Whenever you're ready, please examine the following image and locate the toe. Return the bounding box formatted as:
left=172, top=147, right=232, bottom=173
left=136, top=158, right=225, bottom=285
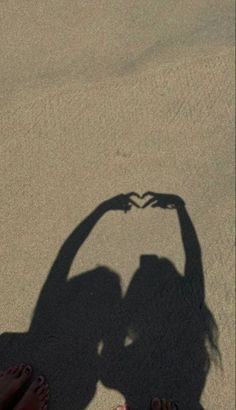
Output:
left=37, top=384, right=48, bottom=398
left=19, top=365, right=32, bottom=383
left=166, top=401, right=172, bottom=410
left=161, top=399, right=167, bottom=409
left=40, top=391, right=49, bottom=403
left=23, top=376, right=44, bottom=398
left=15, top=364, right=26, bottom=377
left=30, top=376, right=45, bottom=393
left=12, top=366, right=19, bottom=375
left=151, top=398, right=162, bottom=409
left=6, top=367, right=14, bottom=374
left=12, top=377, right=47, bottom=410
left=40, top=384, right=49, bottom=399
left=36, top=386, right=44, bottom=396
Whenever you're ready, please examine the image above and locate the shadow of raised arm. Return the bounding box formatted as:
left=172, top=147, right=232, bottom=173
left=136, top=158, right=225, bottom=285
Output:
left=176, top=203, right=205, bottom=302
left=46, top=192, right=140, bottom=285
left=48, top=202, right=108, bottom=284
left=142, top=192, right=205, bottom=302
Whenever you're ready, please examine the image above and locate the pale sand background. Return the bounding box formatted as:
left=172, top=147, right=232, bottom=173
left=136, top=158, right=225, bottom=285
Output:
left=0, top=1, right=235, bottom=409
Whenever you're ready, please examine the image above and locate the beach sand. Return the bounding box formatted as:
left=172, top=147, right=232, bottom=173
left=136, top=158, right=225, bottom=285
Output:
left=0, top=1, right=235, bottom=409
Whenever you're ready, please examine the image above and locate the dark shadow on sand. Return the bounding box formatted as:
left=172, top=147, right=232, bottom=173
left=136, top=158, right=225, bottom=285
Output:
left=0, top=194, right=220, bottom=410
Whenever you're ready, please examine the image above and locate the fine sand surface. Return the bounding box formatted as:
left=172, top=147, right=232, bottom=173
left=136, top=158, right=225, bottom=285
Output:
left=0, top=2, right=235, bottom=409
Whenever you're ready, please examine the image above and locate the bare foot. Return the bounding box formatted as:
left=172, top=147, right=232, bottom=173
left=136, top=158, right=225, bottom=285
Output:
left=114, top=406, right=131, bottom=410
left=0, top=364, right=32, bottom=409
left=13, top=376, right=49, bottom=410
left=151, top=397, right=178, bottom=410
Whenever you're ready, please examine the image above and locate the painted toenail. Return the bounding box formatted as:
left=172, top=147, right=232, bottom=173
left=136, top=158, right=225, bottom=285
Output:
left=25, top=366, right=32, bottom=374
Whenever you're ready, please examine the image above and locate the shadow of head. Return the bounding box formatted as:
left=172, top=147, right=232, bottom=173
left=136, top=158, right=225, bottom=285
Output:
left=140, top=254, right=179, bottom=277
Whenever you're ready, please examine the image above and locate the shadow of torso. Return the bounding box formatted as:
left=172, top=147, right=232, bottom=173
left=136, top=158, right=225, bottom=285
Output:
left=100, top=256, right=217, bottom=410
left=0, top=267, right=122, bottom=410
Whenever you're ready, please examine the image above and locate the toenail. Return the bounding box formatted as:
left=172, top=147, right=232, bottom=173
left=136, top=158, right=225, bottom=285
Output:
left=25, top=366, right=32, bottom=374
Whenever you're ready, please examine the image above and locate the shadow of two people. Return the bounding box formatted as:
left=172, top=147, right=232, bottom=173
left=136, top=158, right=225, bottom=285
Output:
left=0, top=193, right=220, bottom=410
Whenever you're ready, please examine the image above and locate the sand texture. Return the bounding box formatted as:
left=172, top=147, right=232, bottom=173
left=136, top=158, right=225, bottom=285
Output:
left=0, top=2, right=235, bottom=409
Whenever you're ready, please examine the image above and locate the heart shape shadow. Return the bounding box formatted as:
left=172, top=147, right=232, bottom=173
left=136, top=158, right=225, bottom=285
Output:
left=129, top=193, right=155, bottom=208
